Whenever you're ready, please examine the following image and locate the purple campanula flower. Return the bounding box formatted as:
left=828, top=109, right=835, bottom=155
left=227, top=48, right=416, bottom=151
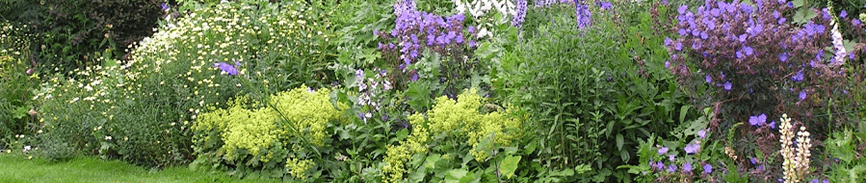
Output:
left=679, top=29, right=688, bottom=36
left=698, top=129, right=706, bottom=138
left=684, top=143, right=700, bottom=154
left=840, top=10, right=847, bottom=18
left=724, top=81, right=732, bottom=90
left=655, top=161, right=665, bottom=169
left=750, top=157, right=758, bottom=164
left=823, top=179, right=830, bottom=183
left=812, top=179, right=819, bottom=183
left=664, top=38, right=672, bottom=46
left=597, top=1, right=612, bottom=10
left=799, top=91, right=807, bottom=100
left=214, top=62, right=239, bottom=75
left=683, top=162, right=693, bottom=172
left=744, top=46, right=754, bottom=56
left=411, top=73, right=418, bottom=81
left=668, top=164, right=677, bottom=172
left=704, top=164, right=713, bottom=174
left=658, top=147, right=669, bottom=155
left=678, top=5, right=688, bottom=14
left=161, top=3, right=169, bottom=11
left=675, top=42, right=683, bottom=51
left=669, top=154, right=675, bottom=162
left=706, top=75, right=712, bottom=84
left=665, top=61, right=671, bottom=68
left=853, top=19, right=861, bottom=26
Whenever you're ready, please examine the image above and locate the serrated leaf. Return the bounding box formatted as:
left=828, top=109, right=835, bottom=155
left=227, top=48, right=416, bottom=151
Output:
left=499, top=155, right=521, bottom=179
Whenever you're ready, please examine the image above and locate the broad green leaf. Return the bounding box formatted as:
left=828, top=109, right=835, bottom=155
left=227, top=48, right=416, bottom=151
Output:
left=616, top=134, right=624, bottom=151
left=499, top=155, right=521, bottom=179
left=793, top=0, right=804, bottom=8
left=444, top=169, right=468, bottom=183
left=396, top=129, right=409, bottom=141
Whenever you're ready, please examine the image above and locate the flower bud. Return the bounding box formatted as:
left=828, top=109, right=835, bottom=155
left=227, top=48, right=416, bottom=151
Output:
left=28, top=109, right=37, bottom=116
left=26, top=68, right=33, bottom=75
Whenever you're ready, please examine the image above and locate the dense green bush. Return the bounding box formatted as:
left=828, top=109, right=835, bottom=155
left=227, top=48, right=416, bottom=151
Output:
left=485, top=2, right=697, bottom=181
left=0, top=0, right=163, bottom=73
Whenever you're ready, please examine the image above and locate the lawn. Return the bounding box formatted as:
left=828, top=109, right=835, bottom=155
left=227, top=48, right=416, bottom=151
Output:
left=0, top=154, right=277, bottom=183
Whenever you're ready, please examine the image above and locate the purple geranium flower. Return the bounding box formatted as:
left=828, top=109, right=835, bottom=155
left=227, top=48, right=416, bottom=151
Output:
left=792, top=70, right=804, bottom=82
left=744, top=46, right=754, bottom=55
left=779, top=52, right=789, bottom=62
left=749, top=114, right=767, bottom=126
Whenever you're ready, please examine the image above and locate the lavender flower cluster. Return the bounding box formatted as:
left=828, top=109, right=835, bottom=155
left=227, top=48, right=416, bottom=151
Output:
left=354, top=68, right=393, bottom=124
left=512, top=0, right=528, bottom=27
left=375, top=0, right=479, bottom=86
left=573, top=0, right=591, bottom=29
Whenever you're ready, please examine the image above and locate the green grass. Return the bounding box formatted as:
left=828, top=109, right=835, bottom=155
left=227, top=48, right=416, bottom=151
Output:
left=0, top=154, right=281, bottom=183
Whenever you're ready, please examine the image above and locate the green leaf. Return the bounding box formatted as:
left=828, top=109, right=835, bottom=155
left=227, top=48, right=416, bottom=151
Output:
left=616, top=134, right=624, bottom=151
left=458, top=171, right=478, bottom=183
left=444, top=169, right=468, bottom=183
left=792, top=0, right=804, bottom=8
left=679, top=105, right=690, bottom=123
left=396, top=129, right=409, bottom=141
left=499, top=155, right=521, bottom=179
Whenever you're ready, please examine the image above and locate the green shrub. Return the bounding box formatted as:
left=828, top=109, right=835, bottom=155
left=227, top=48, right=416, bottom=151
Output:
left=191, top=86, right=349, bottom=180
left=486, top=3, right=696, bottom=181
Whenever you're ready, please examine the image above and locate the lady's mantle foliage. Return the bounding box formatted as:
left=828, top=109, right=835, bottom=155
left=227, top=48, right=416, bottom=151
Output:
left=193, top=86, right=348, bottom=179
left=381, top=88, right=524, bottom=182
